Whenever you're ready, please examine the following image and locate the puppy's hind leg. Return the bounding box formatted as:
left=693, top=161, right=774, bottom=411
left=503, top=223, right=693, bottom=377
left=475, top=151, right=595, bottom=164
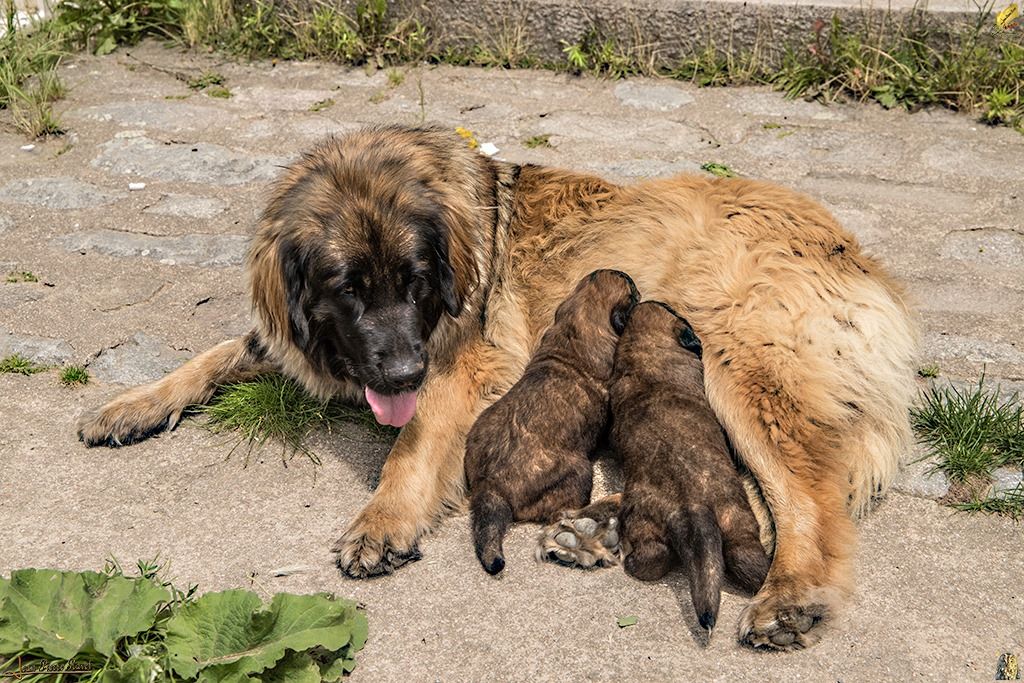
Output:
left=471, top=488, right=514, bottom=575
left=78, top=331, right=275, bottom=447
left=669, top=507, right=724, bottom=633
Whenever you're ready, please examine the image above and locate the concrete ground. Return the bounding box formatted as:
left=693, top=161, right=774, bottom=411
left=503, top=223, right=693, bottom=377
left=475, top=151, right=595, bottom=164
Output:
left=1, top=42, right=1023, bottom=681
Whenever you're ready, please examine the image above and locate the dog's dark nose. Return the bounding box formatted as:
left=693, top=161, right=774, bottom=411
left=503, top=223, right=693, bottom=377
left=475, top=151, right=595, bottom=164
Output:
left=381, top=357, right=426, bottom=389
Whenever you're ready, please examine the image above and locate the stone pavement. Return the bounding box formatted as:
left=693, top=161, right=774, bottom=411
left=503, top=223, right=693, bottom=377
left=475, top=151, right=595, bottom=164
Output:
left=1, top=42, right=1022, bottom=680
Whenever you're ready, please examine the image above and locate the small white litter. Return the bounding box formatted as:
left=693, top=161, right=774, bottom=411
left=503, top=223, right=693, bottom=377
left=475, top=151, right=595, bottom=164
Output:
left=270, top=565, right=315, bottom=577
left=128, top=182, right=147, bottom=191
left=20, top=144, right=35, bottom=152
left=479, top=142, right=499, bottom=157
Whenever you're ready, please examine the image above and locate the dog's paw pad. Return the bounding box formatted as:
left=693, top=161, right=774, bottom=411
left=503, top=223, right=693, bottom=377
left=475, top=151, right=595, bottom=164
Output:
left=536, top=513, right=621, bottom=569
left=739, top=599, right=828, bottom=651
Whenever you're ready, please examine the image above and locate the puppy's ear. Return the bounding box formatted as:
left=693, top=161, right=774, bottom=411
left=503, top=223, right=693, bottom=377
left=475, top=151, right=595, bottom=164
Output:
left=677, top=321, right=703, bottom=358
left=611, top=299, right=634, bottom=335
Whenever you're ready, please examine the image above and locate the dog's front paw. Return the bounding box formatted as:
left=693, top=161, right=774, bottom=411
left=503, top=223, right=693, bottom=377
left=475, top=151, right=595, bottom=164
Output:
left=77, top=390, right=181, bottom=447
left=536, top=513, right=621, bottom=569
left=332, top=510, right=422, bottom=578
left=738, top=591, right=832, bottom=651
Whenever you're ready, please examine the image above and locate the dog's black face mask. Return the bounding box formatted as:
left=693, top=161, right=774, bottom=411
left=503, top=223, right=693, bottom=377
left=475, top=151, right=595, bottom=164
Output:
left=277, top=217, right=463, bottom=427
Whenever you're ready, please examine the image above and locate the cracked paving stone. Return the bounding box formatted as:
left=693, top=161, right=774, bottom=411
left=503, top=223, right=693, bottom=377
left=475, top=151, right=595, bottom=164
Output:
left=72, top=101, right=236, bottom=133
left=586, top=158, right=702, bottom=180
left=53, top=229, right=249, bottom=267
left=827, top=206, right=888, bottom=247
left=0, top=178, right=124, bottom=209
left=88, top=332, right=192, bottom=385
left=143, top=193, right=229, bottom=219
left=91, top=133, right=290, bottom=186
left=992, top=467, right=1024, bottom=495
left=0, top=286, right=46, bottom=309
left=940, top=228, right=1024, bottom=270
left=614, top=82, right=695, bottom=111
left=0, top=325, right=73, bottom=365
left=893, top=454, right=950, bottom=500
left=921, top=333, right=1024, bottom=368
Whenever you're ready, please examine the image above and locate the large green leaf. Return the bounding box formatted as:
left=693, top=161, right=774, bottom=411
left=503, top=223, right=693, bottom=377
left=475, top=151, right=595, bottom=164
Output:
left=101, top=654, right=164, bottom=683
left=0, top=569, right=168, bottom=659
left=260, top=651, right=321, bottom=683
left=165, top=590, right=365, bottom=680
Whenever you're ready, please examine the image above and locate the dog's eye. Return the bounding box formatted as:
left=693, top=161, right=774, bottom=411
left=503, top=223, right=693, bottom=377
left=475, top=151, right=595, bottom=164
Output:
left=339, top=283, right=356, bottom=298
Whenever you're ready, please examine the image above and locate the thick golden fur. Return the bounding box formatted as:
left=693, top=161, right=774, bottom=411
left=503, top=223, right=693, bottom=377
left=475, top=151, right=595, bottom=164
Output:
left=78, top=125, right=917, bottom=649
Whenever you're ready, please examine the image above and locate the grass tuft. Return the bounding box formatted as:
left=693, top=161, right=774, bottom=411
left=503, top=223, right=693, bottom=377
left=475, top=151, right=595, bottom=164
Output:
left=204, top=84, right=231, bottom=98
left=0, top=8, right=67, bottom=138
left=701, top=162, right=738, bottom=178
left=201, top=374, right=397, bottom=463
left=187, top=70, right=225, bottom=89
left=59, top=364, right=90, bottom=386
left=523, top=133, right=551, bottom=149
left=912, top=376, right=1024, bottom=518
left=953, top=483, right=1024, bottom=520
left=0, top=353, right=48, bottom=375
left=912, top=376, right=1024, bottom=483
left=309, top=96, right=334, bottom=112
left=6, top=270, right=39, bottom=283
left=917, top=364, right=941, bottom=378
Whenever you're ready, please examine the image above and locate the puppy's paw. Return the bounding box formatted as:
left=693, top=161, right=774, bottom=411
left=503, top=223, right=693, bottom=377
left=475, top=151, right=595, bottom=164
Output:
left=333, top=509, right=422, bottom=579
left=738, top=593, right=832, bottom=651
left=536, top=513, right=621, bottom=569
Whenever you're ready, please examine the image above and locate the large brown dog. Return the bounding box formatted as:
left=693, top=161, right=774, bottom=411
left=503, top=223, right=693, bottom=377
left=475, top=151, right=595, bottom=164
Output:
left=611, top=300, right=770, bottom=636
left=77, top=125, right=917, bottom=649
left=465, top=269, right=637, bottom=575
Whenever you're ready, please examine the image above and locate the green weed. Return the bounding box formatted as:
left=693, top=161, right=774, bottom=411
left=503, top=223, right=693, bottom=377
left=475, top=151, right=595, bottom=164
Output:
left=0, top=558, right=366, bottom=681
left=917, top=364, right=941, bottom=378
left=6, top=270, right=38, bottom=283
left=701, top=162, right=738, bottom=178
left=387, top=68, right=404, bottom=86
left=561, top=29, right=639, bottom=79
left=0, top=353, right=47, bottom=375
left=59, top=364, right=90, bottom=386
left=186, top=70, right=224, bottom=89
left=523, top=133, right=551, bottom=148
left=204, top=84, right=231, bottom=98
left=309, top=96, right=334, bottom=111
left=51, top=0, right=186, bottom=55
left=201, top=374, right=397, bottom=464
left=0, top=10, right=66, bottom=138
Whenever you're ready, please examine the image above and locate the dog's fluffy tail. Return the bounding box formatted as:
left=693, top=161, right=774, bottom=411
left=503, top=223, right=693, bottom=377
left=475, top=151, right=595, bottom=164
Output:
left=669, top=507, right=724, bottom=633
left=472, top=488, right=514, bottom=575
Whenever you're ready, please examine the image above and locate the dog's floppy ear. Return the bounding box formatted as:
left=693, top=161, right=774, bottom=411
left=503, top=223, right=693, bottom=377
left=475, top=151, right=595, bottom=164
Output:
left=430, top=233, right=464, bottom=318
left=276, top=238, right=314, bottom=350
left=677, top=320, right=703, bottom=358
left=435, top=192, right=481, bottom=318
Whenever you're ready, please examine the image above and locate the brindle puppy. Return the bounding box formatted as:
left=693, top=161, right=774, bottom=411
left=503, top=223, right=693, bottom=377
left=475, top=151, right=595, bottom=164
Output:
left=464, top=269, right=638, bottom=575
left=612, top=301, right=771, bottom=633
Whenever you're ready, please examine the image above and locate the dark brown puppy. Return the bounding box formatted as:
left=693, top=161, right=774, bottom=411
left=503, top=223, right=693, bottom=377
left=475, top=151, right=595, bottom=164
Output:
left=465, top=269, right=639, bottom=574
left=612, top=301, right=770, bottom=632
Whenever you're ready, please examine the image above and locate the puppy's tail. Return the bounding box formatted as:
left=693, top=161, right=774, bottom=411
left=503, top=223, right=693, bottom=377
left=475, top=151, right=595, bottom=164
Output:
left=471, top=488, right=514, bottom=575
left=668, top=507, right=724, bottom=633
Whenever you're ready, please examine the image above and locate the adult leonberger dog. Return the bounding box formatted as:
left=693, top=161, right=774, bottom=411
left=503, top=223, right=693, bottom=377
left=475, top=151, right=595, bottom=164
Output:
left=78, top=125, right=917, bottom=650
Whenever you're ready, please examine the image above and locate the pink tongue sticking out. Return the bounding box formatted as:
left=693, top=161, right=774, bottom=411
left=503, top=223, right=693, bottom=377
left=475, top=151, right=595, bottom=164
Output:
left=364, top=387, right=418, bottom=427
